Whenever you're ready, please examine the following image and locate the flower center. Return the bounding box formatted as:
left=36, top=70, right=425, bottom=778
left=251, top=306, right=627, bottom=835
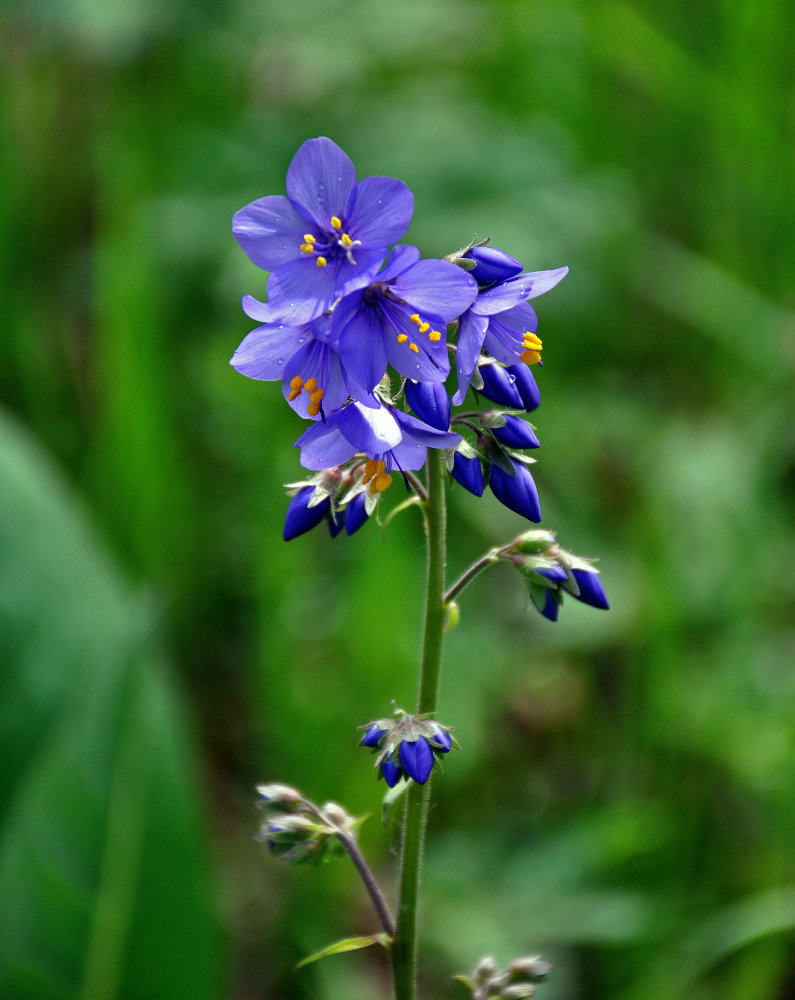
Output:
left=394, top=311, right=443, bottom=355
left=520, top=331, right=542, bottom=365
left=362, top=459, right=392, bottom=494
left=288, top=375, right=325, bottom=416
left=298, top=217, right=362, bottom=268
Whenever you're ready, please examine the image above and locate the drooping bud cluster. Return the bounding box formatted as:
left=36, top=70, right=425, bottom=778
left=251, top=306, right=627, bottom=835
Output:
left=500, top=530, right=609, bottom=621
left=254, top=783, right=360, bottom=866
left=358, top=710, right=458, bottom=786
left=457, top=954, right=552, bottom=1000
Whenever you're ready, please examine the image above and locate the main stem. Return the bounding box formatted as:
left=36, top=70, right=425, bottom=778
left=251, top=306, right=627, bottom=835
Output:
left=392, top=448, right=447, bottom=1000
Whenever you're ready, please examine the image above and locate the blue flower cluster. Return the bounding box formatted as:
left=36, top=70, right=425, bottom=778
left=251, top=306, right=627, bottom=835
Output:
left=232, top=138, right=572, bottom=537
left=359, top=713, right=456, bottom=786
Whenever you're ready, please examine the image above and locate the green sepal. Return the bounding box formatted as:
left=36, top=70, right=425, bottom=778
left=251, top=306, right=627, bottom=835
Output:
left=443, top=600, right=461, bottom=633
left=381, top=776, right=410, bottom=825
left=295, top=933, right=392, bottom=970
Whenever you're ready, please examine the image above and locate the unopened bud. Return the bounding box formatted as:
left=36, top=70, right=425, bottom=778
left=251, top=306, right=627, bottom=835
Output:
left=507, top=956, right=552, bottom=983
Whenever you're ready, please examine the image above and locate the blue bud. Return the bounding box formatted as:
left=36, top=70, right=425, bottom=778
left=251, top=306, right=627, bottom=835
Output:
left=570, top=568, right=610, bottom=609
left=536, top=565, right=567, bottom=582
left=493, top=415, right=540, bottom=449
left=344, top=492, right=369, bottom=535
left=464, top=245, right=523, bottom=286
left=506, top=364, right=541, bottom=412
left=399, top=737, right=435, bottom=784
left=451, top=451, right=485, bottom=496
left=538, top=588, right=560, bottom=622
left=283, top=487, right=331, bottom=541
left=381, top=759, right=403, bottom=788
left=327, top=510, right=345, bottom=538
left=430, top=724, right=452, bottom=753
left=405, top=380, right=451, bottom=431
left=360, top=724, right=388, bottom=748
left=490, top=461, right=542, bottom=522
left=478, top=364, right=524, bottom=408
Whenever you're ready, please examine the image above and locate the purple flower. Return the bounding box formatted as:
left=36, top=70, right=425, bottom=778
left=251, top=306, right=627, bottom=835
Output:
left=464, top=245, right=523, bottom=286
left=283, top=486, right=331, bottom=541
left=233, top=137, right=414, bottom=325
left=293, top=396, right=461, bottom=488
left=477, top=362, right=524, bottom=408
left=231, top=305, right=347, bottom=419
left=360, top=724, right=389, bottom=748
left=380, top=759, right=403, bottom=788
left=453, top=253, right=568, bottom=404
left=332, top=245, right=477, bottom=400
left=344, top=492, right=370, bottom=535
left=490, top=460, right=542, bottom=522
left=507, top=363, right=541, bottom=412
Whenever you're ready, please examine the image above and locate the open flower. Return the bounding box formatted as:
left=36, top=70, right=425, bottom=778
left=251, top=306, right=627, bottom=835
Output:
left=230, top=305, right=347, bottom=418
left=332, top=245, right=477, bottom=401
left=233, top=137, right=414, bottom=325
left=293, top=395, right=461, bottom=489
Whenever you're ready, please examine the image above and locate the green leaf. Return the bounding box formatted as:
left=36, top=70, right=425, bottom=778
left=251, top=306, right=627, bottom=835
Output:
left=295, top=934, right=392, bottom=970
left=0, top=410, right=219, bottom=1000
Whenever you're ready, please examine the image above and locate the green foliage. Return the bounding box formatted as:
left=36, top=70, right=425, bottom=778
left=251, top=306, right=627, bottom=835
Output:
left=0, top=0, right=793, bottom=998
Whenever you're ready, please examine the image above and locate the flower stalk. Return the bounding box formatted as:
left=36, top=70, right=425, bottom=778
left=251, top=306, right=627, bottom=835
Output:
left=392, top=447, right=448, bottom=1000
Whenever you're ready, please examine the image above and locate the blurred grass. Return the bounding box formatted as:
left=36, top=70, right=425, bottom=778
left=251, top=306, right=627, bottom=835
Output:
left=0, top=0, right=794, bottom=998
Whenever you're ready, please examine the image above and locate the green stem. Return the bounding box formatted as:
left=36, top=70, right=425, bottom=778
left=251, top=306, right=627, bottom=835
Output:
left=392, top=448, right=447, bottom=1000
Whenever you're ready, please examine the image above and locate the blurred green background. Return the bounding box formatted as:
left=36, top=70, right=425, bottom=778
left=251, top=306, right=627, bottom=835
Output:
left=1, top=0, right=794, bottom=998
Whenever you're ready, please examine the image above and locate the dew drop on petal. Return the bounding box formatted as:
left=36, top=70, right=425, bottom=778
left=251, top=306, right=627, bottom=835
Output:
left=277, top=358, right=284, bottom=365
left=298, top=337, right=306, bottom=344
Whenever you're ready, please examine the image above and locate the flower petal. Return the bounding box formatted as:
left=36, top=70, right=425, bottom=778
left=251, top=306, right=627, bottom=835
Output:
left=338, top=400, right=403, bottom=454
left=230, top=323, right=307, bottom=381
left=472, top=266, right=569, bottom=315
left=293, top=420, right=357, bottom=470
left=335, top=298, right=389, bottom=401
left=394, top=411, right=461, bottom=450
left=233, top=195, right=309, bottom=270
left=344, top=493, right=370, bottom=535
left=348, top=175, right=414, bottom=247
left=390, top=259, right=477, bottom=321
left=285, top=137, right=357, bottom=229
left=378, top=244, right=421, bottom=281
left=282, top=341, right=347, bottom=417
left=382, top=303, right=450, bottom=384
left=490, top=461, right=542, bottom=522
left=242, top=294, right=280, bottom=323
left=452, top=310, right=488, bottom=404
left=283, top=487, right=330, bottom=541
left=483, top=302, right=538, bottom=364
left=569, top=569, right=610, bottom=609
left=265, top=257, right=341, bottom=324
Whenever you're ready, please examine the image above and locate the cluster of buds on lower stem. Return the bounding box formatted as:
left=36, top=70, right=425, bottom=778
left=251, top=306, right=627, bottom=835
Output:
left=359, top=709, right=459, bottom=786
left=255, top=783, right=361, bottom=866
left=499, top=529, right=609, bottom=622
left=457, top=954, right=552, bottom=1000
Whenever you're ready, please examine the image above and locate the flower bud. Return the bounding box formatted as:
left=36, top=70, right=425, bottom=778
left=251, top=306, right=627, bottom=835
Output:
left=399, top=736, right=435, bottom=784
left=492, top=415, right=540, bottom=449
left=535, top=565, right=567, bottom=582
left=327, top=511, right=345, bottom=538
left=405, top=379, right=452, bottom=431
left=490, top=462, right=542, bottom=522
left=380, top=758, right=403, bottom=787
left=430, top=723, right=452, bottom=752
left=507, top=956, right=552, bottom=983
left=452, top=451, right=485, bottom=496
left=344, top=492, right=370, bottom=535
left=537, top=587, right=560, bottom=622
left=506, top=364, right=541, bottom=412
left=478, top=363, right=524, bottom=408
left=501, top=985, right=535, bottom=999
left=360, top=723, right=389, bottom=748
left=464, top=245, right=523, bottom=286
left=256, top=783, right=302, bottom=805
left=283, top=486, right=331, bottom=541
left=568, top=567, right=610, bottom=609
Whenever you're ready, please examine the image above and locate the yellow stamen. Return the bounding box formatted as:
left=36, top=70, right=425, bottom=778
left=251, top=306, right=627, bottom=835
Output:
left=303, top=234, right=316, bottom=243
left=289, top=376, right=304, bottom=389
left=303, top=377, right=317, bottom=392
left=330, top=216, right=342, bottom=229
left=409, top=343, right=419, bottom=353
left=307, top=401, right=321, bottom=416
left=396, top=333, right=408, bottom=344
left=429, top=330, right=442, bottom=342
left=371, top=471, right=393, bottom=494
left=362, top=459, right=383, bottom=485
left=410, top=314, right=421, bottom=324
left=418, top=322, right=430, bottom=333
left=340, top=233, right=354, bottom=247
left=309, top=387, right=324, bottom=403
left=288, top=387, right=302, bottom=401
left=521, top=349, right=542, bottom=365
left=316, top=256, right=327, bottom=267
left=523, top=332, right=542, bottom=350
left=299, top=242, right=315, bottom=254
